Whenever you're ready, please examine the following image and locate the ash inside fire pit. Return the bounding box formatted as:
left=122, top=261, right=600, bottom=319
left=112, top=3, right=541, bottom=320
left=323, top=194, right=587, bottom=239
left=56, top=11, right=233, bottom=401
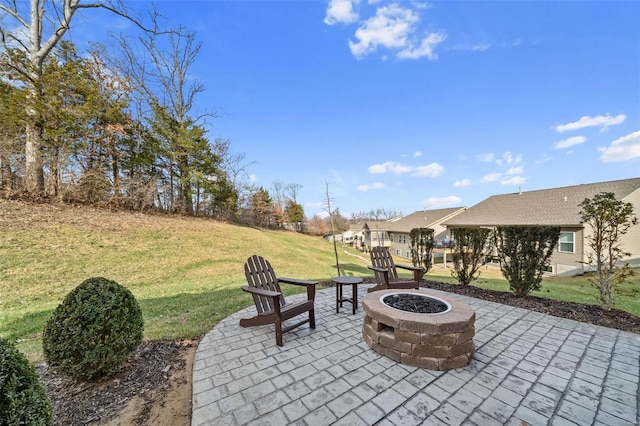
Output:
left=383, top=293, right=450, bottom=314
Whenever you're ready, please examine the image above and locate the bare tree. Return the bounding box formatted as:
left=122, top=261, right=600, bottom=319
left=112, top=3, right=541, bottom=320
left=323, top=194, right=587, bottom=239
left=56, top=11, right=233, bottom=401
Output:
left=213, top=138, right=254, bottom=220
left=286, top=183, right=302, bottom=203
left=271, top=180, right=287, bottom=228
left=0, top=0, right=156, bottom=195
left=366, top=208, right=399, bottom=248
left=324, top=181, right=341, bottom=276
left=111, top=26, right=220, bottom=215
left=350, top=211, right=367, bottom=223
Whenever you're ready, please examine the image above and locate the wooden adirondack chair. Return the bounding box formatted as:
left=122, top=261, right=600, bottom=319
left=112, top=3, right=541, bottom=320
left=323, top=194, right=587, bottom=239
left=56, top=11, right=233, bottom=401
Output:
left=240, top=255, right=317, bottom=346
left=367, top=246, right=423, bottom=293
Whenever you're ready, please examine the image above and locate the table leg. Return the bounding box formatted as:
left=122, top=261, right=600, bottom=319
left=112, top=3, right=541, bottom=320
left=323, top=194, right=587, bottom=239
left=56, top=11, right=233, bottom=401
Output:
left=352, top=283, right=357, bottom=315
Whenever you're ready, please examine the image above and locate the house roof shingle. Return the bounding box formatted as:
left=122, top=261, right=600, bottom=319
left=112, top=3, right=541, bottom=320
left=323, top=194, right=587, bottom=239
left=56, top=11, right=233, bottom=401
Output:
left=386, top=207, right=466, bottom=232
left=443, top=178, right=640, bottom=227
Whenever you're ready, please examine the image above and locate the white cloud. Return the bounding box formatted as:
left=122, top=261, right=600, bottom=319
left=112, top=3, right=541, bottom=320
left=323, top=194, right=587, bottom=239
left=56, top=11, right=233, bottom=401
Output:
left=453, top=178, right=471, bottom=188
left=348, top=3, right=445, bottom=60
left=477, top=153, right=494, bottom=162
left=450, top=42, right=491, bottom=52
left=534, top=156, right=552, bottom=164
left=501, top=176, right=526, bottom=185
left=368, top=161, right=413, bottom=174
left=413, top=151, right=422, bottom=157
left=505, top=166, right=523, bottom=175
left=397, top=31, right=447, bottom=60
left=481, top=173, right=502, bottom=183
left=555, top=114, right=627, bottom=133
left=249, top=174, right=257, bottom=183
left=598, top=130, right=640, bottom=162
left=368, top=161, right=443, bottom=177
left=411, top=162, right=444, bottom=177
left=356, top=182, right=386, bottom=191
left=420, top=196, right=462, bottom=209
left=349, top=4, right=417, bottom=57
left=470, top=43, right=491, bottom=51
left=500, top=152, right=522, bottom=165
left=555, top=136, right=587, bottom=149
left=324, top=0, right=360, bottom=25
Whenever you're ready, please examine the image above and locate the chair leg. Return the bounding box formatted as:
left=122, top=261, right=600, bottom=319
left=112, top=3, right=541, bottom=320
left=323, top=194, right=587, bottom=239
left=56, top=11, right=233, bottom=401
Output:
left=309, top=309, right=316, bottom=329
left=275, top=318, right=283, bottom=347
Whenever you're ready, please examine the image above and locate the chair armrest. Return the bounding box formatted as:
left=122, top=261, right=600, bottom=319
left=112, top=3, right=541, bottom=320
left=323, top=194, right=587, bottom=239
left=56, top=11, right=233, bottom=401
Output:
left=396, top=264, right=423, bottom=272
left=278, top=278, right=316, bottom=301
left=241, top=285, right=281, bottom=298
left=278, top=278, right=317, bottom=287
left=368, top=265, right=389, bottom=273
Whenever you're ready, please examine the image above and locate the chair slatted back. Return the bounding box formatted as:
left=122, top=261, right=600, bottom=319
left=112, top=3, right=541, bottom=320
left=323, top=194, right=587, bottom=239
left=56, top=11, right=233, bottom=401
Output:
left=370, top=247, right=399, bottom=283
left=244, top=255, right=287, bottom=314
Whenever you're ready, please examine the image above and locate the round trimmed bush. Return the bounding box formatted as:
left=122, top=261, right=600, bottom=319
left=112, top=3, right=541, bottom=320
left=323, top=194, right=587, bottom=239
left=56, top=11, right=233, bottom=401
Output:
left=42, top=277, right=144, bottom=380
left=0, top=337, right=53, bottom=426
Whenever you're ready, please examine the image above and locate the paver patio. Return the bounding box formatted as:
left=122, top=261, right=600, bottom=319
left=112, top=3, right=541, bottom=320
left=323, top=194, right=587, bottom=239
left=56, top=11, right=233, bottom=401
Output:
left=192, top=284, right=640, bottom=425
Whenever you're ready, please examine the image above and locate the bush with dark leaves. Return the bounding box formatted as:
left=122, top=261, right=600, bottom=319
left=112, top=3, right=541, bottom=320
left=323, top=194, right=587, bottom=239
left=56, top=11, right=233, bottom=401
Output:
left=0, top=337, right=53, bottom=425
left=43, top=277, right=144, bottom=380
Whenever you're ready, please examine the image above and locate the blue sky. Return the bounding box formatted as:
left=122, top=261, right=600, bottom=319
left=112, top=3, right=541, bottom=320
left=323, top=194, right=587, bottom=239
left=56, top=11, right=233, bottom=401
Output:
left=75, top=1, right=639, bottom=218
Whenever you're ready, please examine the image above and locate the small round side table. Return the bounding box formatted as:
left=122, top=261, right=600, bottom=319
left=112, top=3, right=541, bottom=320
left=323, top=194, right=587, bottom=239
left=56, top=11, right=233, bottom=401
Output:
left=333, top=276, right=364, bottom=315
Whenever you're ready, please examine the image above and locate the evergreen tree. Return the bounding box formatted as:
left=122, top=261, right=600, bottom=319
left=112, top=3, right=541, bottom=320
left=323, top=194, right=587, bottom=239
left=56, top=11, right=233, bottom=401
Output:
left=450, top=227, right=492, bottom=286
left=496, top=226, right=560, bottom=297
left=409, top=228, right=434, bottom=275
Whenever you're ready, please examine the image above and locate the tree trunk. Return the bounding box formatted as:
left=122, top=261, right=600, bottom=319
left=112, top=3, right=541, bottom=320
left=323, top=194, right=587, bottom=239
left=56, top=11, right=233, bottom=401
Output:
left=25, top=119, right=45, bottom=194
left=0, top=155, right=13, bottom=192
left=50, top=146, right=60, bottom=197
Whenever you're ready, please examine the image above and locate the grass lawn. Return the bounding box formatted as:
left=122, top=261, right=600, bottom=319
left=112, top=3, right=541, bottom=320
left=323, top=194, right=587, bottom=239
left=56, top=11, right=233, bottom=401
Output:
left=1, top=200, right=638, bottom=362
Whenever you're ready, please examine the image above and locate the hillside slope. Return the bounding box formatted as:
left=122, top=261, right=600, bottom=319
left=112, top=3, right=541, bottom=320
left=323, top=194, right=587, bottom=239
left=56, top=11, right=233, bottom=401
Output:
left=0, top=199, right=362, bottom=360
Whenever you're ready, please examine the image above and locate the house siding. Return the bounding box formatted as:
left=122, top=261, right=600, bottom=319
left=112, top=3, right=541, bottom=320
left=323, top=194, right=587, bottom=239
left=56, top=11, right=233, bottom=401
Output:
left=620, top=188, right=640, bottom=266
left=553, top=227, right=585, bottom=276
left=443, top=178, right=640, bottom=277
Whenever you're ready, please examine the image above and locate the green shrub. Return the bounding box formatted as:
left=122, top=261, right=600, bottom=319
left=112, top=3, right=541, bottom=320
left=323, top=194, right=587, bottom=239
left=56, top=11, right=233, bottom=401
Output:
left=450, top=227, right=492, bottom=286
left=496, top=226, right=560, bottom=297
left=0, top=337, right=53, bottom=426
left=42, top=277, right=144, bottom=380
left=409, top=227, right=435, bottom=275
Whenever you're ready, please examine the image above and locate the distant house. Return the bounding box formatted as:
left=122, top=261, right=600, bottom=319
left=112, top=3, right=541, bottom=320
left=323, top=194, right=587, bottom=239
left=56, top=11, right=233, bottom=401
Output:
left=359, top=208, right=466, bottom=265
left=362, top=220, right=392, bottom=251
left=443, top=178, right=640, bottom=276
left=342, top=223, right=366, bottom=250
left=385, top=208, right=466, bottom=261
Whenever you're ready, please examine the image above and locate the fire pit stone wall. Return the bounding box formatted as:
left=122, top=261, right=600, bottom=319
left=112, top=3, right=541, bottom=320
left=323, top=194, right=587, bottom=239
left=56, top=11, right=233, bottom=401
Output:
left=362, top=289, right=475, bottom=370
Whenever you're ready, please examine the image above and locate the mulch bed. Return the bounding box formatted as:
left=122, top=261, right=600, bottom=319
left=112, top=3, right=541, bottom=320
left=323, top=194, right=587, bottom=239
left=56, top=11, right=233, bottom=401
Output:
left=39, top=340, right=192, bottom=426
left=423, top=280, right=640, bottom=334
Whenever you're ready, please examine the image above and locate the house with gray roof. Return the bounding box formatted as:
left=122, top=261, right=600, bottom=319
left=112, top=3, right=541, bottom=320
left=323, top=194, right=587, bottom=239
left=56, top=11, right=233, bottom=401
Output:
left=443, top=177, right=640, bottom=276
left=342, top=223, right=366, bottom=250
left=385, top=208, right=466, bottom=260
left=361, top=220, right=392, bottom=251
left=359, top=208, right=466, bottom=264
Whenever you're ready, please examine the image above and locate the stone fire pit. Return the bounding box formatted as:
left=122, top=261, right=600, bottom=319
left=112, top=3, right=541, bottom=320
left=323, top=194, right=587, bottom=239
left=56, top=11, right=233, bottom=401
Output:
left=362, top=289, right=475, bottom=370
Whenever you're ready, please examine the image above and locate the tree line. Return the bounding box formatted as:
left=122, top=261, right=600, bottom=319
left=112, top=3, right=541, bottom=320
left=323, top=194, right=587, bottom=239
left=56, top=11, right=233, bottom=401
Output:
left=0, top=1, right=310, bottom=228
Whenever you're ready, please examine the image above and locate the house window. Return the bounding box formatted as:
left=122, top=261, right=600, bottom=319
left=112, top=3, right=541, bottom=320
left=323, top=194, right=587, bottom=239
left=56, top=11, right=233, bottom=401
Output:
left=558, top=232, right=575, bottom=253
left=389, top=233, right=394, bottom=242
left=399, top=235, right=407, bottom=244
left=396, top=249, right=401, bottom=256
